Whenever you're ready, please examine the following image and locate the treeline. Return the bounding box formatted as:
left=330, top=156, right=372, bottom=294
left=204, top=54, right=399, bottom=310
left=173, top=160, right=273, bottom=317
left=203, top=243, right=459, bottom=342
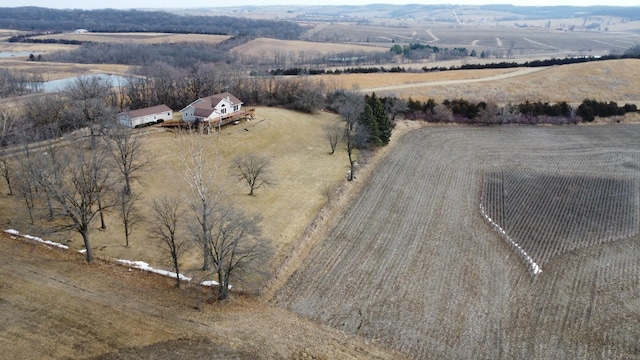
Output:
left=269, top=66, right=407, bottom=76
left=577, top=99, right=638, bottom=122
left=0, top=7, right=305, bottom=39
left=391, top=43, right=469, bottom=61
left=269, top=52, right=640, bottom=77
left=43, top=42, right=233, bottom=68
left=40, top=42, right=396, bottom=70
left=403, top=97, right=638, bottom=124
left=7, top=61, right=639, bottom=143
left=0, top=68, right=43, bottom=98
left=8, top=32, right=83, bottom=45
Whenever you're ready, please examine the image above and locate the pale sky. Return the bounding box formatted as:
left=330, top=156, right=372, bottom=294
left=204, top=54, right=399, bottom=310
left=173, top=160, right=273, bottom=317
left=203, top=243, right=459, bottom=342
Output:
left=1, top=0, right=638, bottom=9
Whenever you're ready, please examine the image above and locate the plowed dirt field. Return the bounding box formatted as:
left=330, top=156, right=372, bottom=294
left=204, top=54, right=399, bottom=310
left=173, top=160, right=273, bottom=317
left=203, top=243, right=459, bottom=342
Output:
left=274, top=124, right=640, bottom=359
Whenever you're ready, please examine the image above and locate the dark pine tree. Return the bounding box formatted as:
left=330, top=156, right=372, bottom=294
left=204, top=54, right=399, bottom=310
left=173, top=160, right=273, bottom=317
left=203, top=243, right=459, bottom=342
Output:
left=361, top=93, right=392, bottom=147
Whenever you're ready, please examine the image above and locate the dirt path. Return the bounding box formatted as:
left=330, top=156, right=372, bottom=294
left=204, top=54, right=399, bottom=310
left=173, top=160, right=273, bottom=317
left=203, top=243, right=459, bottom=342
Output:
left=360, top=66, right=549, bottom=93
left=523, top=37, right=558, bottom=49
left=426, top=29, right=439, bottom=42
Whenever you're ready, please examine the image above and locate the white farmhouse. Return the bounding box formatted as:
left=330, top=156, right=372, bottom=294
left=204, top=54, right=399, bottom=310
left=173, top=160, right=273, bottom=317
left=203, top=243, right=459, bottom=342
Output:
left=117, top=104, right=173, bottom=128
left=180, top=92, right=244, bottom=127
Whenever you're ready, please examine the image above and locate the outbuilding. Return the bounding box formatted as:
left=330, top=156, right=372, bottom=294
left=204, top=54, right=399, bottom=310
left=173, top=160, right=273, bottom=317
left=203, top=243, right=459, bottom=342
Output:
left=117, top=104, right=173, bottom=128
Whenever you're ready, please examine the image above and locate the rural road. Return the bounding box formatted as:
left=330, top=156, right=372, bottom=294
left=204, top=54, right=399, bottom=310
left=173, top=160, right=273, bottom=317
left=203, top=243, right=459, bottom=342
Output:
left=360, top=66, right=549, bottom=93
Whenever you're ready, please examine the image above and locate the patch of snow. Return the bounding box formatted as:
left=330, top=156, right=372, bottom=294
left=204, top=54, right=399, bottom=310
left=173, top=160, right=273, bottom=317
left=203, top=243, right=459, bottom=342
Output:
left=480, top=198, right=542, bottom=275
left=4, top=229, right=69, bottom=249
left=116, top=259, right=228, bottom=287
left=3, top=229, right=229, bottom=287
left=117, top=259, right=192, bottom=281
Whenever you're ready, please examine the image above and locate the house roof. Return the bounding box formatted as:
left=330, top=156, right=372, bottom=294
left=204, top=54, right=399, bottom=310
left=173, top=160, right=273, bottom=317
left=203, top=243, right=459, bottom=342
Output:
left=122, top=104, right=172, bottom=119
left=202, top=92, right=243, bottom=108
left=183, top=92, right=243, bottom=117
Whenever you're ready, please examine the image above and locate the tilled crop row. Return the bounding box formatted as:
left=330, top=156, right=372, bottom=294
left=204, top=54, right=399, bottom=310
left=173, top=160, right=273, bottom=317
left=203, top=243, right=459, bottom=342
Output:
left=275, top=124, right=640, bottom=359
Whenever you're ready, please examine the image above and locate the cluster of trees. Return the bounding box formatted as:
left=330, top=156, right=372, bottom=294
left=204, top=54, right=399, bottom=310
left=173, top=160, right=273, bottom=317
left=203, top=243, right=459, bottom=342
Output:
left=0, top=7, right=305, bottom=39
left=9, top=32, right=82, bottom=45
left=1, top=98, right=272, bottom=300
left=577, top=99, right=638, bottom=122
left=44, top=42, right=231, bottom=69
left=269, top=65, right=407, bottom=76
left=114, top=62, right=328, bottom=114
left=403, top=97, right=638, bottom=124
left=13, top=76, right=119, bottom=140
left=0, top=68, right=43, bottom=98
left=390, top=43, right=469, bottom=61
left=517, top=100, right=572, bottom=118
left=39, top=42, right=398, bottom=71
left=325, top=91, right=401, bottom=180
left=429, top=53, right=640, bottom=73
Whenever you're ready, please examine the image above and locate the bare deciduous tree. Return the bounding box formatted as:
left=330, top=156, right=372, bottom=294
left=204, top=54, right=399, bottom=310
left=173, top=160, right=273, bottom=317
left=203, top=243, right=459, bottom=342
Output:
left=334, top=91, right=365, bottom=181
left=0, top=108, right=16, bottom=146
left=476, top=102, right=501, bottom=125
left=29, top=143, right=116, bottom=262
left=106, top=125, right=151, bottom=195
left=15, top=164, right=37, bottom=225
left=0, top=109, right=18, bottom=196
left=176, top=131, right=226, bottom=271
left=0, top=151, right=13, bottom=195
left=232, top=153, right=273, bottom=196
left=118, top=189, right=143, bottom=247
left=323, top=124, right=343, bottom=155
left=207, top=205, right=271, bottom=300
left=150, top=196, right=188, bottom=288
left=322, top=181, right=340, bottom=203
left=432, top=104, right=454, bottom=122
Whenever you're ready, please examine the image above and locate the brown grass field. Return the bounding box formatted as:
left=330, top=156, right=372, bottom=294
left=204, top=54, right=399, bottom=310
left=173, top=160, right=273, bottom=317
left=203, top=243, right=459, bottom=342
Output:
left=231, top=37, right=389, bottom=57
left=0, top=107, right=349, bottom=282
left=323, top=58, right=640, bottom=105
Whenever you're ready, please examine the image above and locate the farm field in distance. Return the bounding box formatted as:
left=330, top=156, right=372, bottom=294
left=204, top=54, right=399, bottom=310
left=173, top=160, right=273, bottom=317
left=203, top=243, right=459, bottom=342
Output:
left=274, top=124, right=640, bottom=359
left=325, top=59, right=640, bottom=105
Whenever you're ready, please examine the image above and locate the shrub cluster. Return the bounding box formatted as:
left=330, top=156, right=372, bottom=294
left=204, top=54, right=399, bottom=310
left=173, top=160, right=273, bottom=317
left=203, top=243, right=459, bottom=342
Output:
left=577, top=99, right=638, bottom=122
left=403, top=98, right=638, bottom=124
left=269, top=66, right=408, bottom=76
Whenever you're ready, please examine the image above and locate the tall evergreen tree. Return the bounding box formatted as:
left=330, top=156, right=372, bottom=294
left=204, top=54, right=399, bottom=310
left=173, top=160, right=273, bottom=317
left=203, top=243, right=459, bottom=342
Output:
left=358, top=102, right=380, bottom=146
left=357, top=92, right=394, bottom=148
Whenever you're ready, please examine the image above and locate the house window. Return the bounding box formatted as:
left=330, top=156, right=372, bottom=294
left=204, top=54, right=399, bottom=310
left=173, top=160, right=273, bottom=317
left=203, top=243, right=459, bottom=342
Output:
left=221, top=108, right=227, bottom=114
left=233, top=105, right=239, bottom=111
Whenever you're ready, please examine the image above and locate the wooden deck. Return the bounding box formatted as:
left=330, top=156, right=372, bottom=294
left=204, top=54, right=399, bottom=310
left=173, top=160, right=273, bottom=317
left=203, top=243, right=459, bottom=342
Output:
left=155, top=107, right=255, bottom=131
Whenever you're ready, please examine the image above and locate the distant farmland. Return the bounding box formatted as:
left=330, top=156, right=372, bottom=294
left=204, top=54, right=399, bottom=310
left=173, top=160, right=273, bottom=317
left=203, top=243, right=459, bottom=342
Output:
left=274, top=124, right=640, bottom=359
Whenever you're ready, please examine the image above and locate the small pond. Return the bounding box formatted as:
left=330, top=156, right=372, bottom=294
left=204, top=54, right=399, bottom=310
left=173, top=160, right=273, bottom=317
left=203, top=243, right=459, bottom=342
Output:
left=0, top=51, right=44, bottom=58
left=39, top=73, right=130, bottom=92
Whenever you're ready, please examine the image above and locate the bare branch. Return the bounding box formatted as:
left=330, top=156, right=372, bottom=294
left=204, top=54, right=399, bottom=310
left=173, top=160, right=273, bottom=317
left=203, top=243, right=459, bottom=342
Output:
left=232, top=153, right=273, bottom=196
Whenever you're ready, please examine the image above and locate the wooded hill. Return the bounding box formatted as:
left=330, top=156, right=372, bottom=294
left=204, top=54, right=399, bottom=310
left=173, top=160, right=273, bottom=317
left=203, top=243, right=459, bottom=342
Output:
left=0, top=7, right=305, bottom=39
